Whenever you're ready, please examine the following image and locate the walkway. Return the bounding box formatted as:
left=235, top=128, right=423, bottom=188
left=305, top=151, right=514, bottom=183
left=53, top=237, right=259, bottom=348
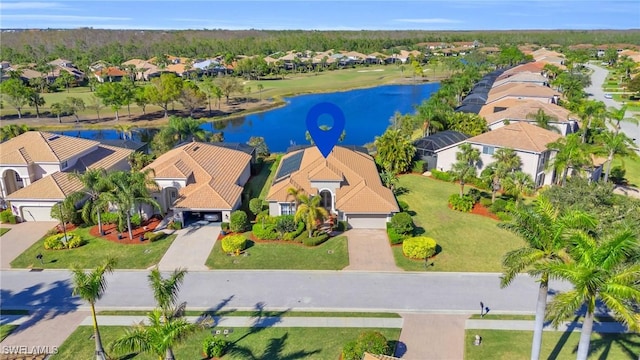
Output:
left=396, top=313, right=467, bottom=360
left=0, top=222, right=58, bottom=269
left=157, top=221, right=219, bottom=271
left=343, top=229, right=401, bottom=271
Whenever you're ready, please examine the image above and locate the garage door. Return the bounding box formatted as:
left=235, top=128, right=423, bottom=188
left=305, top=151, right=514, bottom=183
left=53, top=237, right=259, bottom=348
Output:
left=21, top=206, right=55, bottom=222
left=346, top=214, right=388, bottom=229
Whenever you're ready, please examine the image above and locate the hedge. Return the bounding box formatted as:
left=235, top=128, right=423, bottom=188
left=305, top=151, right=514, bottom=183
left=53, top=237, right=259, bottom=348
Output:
left=389, top=212, right=414, bottom=235
left=0, top=209, right=16, bottom=224
left=221, top=234, right=247, bottom=253
left=430, top=169, right=453, bottom=182
left=386, top=223, right=406, bottom=245
left=342, top=331, right=391, bottom=360
left=144, top=232, right=165, bottom=242
left=252, top=223, right=279, bottom=240
left=302, top=232, right=330, bottom=246
left=43, top=233, right=85, bottom=250
left=229, top=210, right=248, bottom=232
left=448, top=194, right=474, bottom=212
left=397, top=200, right=409, bottom=212
left=283, top=221, right=305, bottom=241
left=403, top=236, right=437, bottom=260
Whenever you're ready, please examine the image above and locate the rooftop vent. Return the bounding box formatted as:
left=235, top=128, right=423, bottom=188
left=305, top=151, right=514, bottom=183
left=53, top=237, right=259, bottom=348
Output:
left=48, top=135, right=60, bottom=141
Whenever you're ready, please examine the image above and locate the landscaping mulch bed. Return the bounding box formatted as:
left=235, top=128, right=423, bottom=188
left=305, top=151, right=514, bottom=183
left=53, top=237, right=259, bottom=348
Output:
left=87, top=217, right=162, bottom=244
left=470, top=203, right=500, bottom=221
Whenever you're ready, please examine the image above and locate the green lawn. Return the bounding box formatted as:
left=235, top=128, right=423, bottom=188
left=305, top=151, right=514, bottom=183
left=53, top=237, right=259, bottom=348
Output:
left=613, top=154, right=640, bottom=187
left=395, top=175, right=524, bottom=272
left=10, top=226, right=176, bottom=269
left=98, top=310, right=401, bottom=318
left=0, top=325, right=18, bottom=342
left=259, top=155, right=282, bottom=199
left=464, top=330, right=640, bottom=360
left=206, top=236, right=349, bottom=270
left=0, top=227, right=10, bottom=237
left=53, top=326, right=401, bottom=360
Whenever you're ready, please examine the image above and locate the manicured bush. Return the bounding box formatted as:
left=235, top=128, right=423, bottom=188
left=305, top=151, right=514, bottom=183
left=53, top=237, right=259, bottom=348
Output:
left=489, top=198, right=509, bottom=214
left=0, top=209, right=16, bottom=224
left=412, top=160, right=426, bottom=173
left=609, top=166, right=627, bottom=184
left=448, top=194, right=474, bottom=212
left=397, top=200, right=409, bottom=212
left=252, top=223, right=279, bottom=240
left=402, top=236, right=437, bottom=259
left=229, top=210, right=248, bottom=232
left=144, top=232, right=165, bottom=242
left=220, top=222, right=230, bottom=231
left=202, top=335, right=229, bottom=358
left=302, top=233, right=329, bottom=246
left=255, top=210, right=274, bottom=226
left=496, top=211, right=512, bottom=222
left=342, top=331, right=391, bottom=360
left=130, top=214, right=142, bottom=227
left=389, top=212, right=414, bottom=235
left=101, top=212, right=119, bottom=224
left=333, top=220, right=348, bottom=232
left=430, top=169, right=453, bottom=182
left=466, top=188, right=487, bottom=204
left=221, top=234, right=247, bottom=253
left=43, top=233, right=84, bottom=250
left=386, top=223, right=406, bottom=245
left=283, top=221, right=305, bottom=241
left=168, top=221, right=182, bottom=230
left=249, top=198, right=263, bottom=216
left=275, top=215, right=297, bottom=234
left=479, top=197, right=493, bottom=207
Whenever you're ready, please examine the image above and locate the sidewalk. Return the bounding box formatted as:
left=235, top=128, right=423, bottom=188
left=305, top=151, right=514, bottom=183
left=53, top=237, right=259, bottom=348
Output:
left=466, top=319, right=630, bottom=333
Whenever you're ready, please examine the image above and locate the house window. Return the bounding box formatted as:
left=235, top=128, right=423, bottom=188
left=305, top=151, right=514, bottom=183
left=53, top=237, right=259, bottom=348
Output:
left=281, top=203, right=296, bottom=215
left=482, top=146, right=495, bottom=155
left=14, top=173, right=22, bottom=182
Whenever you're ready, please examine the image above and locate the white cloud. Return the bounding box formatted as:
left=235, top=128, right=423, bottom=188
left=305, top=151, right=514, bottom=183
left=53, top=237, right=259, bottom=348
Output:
left=2, top=14, right=131, bottom=22
left=393, top=18, right=462, bottom=24
left=0, top=2, right=66, bottom=10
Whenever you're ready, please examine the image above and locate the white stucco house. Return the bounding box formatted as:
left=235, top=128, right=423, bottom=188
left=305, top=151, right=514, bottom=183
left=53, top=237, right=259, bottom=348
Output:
left=142, top=141, right=254, bottom=224
left=480, top=99, right=579, bottom=136
left=2, top=132, right=132, bottom=221
left=434, top=122, right=562, bottom=188
left=266, top=145, right=399, bottom=229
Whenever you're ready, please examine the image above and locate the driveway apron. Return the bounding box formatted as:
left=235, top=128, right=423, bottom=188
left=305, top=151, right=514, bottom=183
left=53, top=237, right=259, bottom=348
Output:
left=157, top=222, right=219, bottom=271
left=0, top=222, right=58, bottom=269
left=343, top=229, right=400, bottom=271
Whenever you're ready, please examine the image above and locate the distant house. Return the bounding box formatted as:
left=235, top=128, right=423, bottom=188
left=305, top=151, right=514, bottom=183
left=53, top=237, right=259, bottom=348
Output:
left=266, top=146, right=399, bottom=229
left=480, top=99, right=578, bottom=135
left=142, top=141, right=254, bottom=224
left=121, top=59, right=159, bottom=81
left=414, top=131, right=470, bottom=171
left=2, top=132, right=132, bottom=221
left=486, top=83, right=561, bottom=105
left=94, top=67, right=127, bottom=82
left=492, top=72, right=549, bottom=88
left=435, top=122, right=562, bottom=187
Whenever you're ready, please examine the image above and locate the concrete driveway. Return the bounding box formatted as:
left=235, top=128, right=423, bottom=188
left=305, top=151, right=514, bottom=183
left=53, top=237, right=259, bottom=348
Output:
left=343, top=229, right=400, bottom=271
left=0, top=221, right=57, bottom=269
left=157, top=221, right=220, bottom=271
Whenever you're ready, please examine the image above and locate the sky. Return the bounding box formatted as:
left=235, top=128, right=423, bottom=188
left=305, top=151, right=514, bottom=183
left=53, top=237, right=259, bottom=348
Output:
left=0, top=0, right=638, bottom=31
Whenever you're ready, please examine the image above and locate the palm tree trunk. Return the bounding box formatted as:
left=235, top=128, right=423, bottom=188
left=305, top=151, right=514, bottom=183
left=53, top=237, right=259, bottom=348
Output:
left=530, top=280, right=548, bottom=360
left=97, top=209, right=103, bottom=235
left=575, top=311, right=594, bottom=360
left=459, top=181, right=465, bottom=197
left=127, top=213, right=133, bottom=240
left=165, top=347, right=175, bottom=360
left=90, top=302, right=108, bottom=360
left=603, top=152, right=614, bottom=183
left=581, top=118, right=592, bottom=144
left=561, top=167, right=569, bottom=187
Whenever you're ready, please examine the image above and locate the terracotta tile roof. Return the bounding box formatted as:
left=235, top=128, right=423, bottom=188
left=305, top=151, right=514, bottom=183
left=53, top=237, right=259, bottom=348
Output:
left=494, top=72, right=548, bottom=86
left=0, top=131, right=98, bottom=165
left=95, top=67, right=127, bottom=77
left=482, top=100, right=574, bottom=125
left=144, top=142, right=252, bottom=210
left=467, top=122, right=561, bottom=153
left=486, top=83, right=560, bottom=104
left=501, top=62, right=546, bottom=76
left=6, top=171, right=83, bottom=200
left=67, top=145, right=133, bottom=172
left=267, top=146, right=398, bottom=214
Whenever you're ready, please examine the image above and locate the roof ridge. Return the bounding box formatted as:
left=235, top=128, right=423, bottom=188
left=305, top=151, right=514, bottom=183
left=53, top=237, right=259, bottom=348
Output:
left=39, top=132, right=61, bottom=161
left=48, top=172, right=67, bottom=197
left=518, top=123, right=545, bottom=152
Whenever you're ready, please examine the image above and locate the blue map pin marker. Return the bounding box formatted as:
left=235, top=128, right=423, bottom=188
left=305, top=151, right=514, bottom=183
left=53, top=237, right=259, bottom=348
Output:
left=305, top=102, right=345, bottom=158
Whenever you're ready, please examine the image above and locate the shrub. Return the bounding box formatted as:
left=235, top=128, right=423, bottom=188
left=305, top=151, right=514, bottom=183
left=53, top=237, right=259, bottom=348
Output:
left=389, top=212, right=414, bottom=235
left=397, top=200, right=409, bottom=212
left=448, top=194, right=474, bottom=212
left=0, top=209, right=16, bottom=224
left=496, top=211, right=512, bottom=221
left=412, top=160, right=426, bottom=173
left=466, top=188, right=487, bottom=204
left=275, top=215, right=297, bottom=234
left=386, top=223, right=407, bottom=245
left=144, top=232, right=165, bottom=242
left=221, top=234, right=247, bottom=253
left=430, top=169, right=452, bottom=182
left=333, top=220, right=348, bottom=232
left=609, top=166, right=627, bottom=184
left=202, top=335, right=229, bottom=358
left=168, top=221, right=182, bottom=230
left=342, top=331, right=391, bottom=360
left=252, top=223, right=279, bottom=240
left=249, top=198, right=263, bottom=216
left=229, top=210, right=248, bottom=232
left=489, top=198, right=509, bottom=214
left=479, top=197, right=493, bottom=207
left=283, top=221, right=305, bottom=241
left=302, top=233, right=329, bottom=246
left=220, top=222, right=230, bottom=231
left=43, top=233, right=84, bottom=250
left=101, top=212, right=119, bottom=224
left=255, top=210, right=274, bottom=227
left=403, top=236, right=437, bottom=259
left=130, top=214, right=142, bottom=227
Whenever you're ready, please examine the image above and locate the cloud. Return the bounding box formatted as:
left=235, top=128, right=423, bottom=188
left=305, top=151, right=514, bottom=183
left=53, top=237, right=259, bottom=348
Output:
left=393, top=18, right=462, bottom=24
left=2, top=14, right=131, bottom=22
left=0, top=2, right=65, bottom=10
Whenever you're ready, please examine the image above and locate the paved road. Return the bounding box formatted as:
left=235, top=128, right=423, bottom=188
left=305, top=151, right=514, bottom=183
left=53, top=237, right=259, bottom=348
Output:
left=585, top=63, right=640, bottom=148
left=0, top=270, right=572, bottom=314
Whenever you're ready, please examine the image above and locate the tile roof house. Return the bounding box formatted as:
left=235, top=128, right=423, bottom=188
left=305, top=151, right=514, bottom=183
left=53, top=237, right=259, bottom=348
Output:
left=122, top=59, right=160, bottom=81
left=94, top=67, right=128, bottom=83
left=486, top=83, right=561, bottom=105
left=434, top=122, right=562, bottom=187
left=492, top=72, right=549, bottom=88
left=266, top=146, right=399, bottom=229
left=480, top=99, right=578, bottom=135
left=2, top=132, right=132, bottom=221
left=142, top=141, right=253, bottom=224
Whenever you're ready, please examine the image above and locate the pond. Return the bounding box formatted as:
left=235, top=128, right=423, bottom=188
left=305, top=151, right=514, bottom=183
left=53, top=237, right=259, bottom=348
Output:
left=58, top=82, right=440, bottom=152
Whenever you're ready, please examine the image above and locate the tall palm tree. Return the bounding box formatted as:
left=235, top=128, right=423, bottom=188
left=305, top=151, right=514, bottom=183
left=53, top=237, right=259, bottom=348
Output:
left=167, top=116, right=206, bottom=143
left=71, top=258, right=116, bottom=360
left=148, top=267, right=187, bottom=319
left=295, top=194, right=329, bottom=237
left=107, top=171, right=159, bottom=239
left=487, top=148, right=521, bottom=203
left=547, top=133, right=589, bottom=186
left=572, top=100, right=605, bottom=143
left=0, top=124, right=30, bottom=142
left=545, top=228, right=640, bottom=360
left=499, top=198, right=595, bottom=360
left=596, top=130, right=635, bottom=183
left=450, top=143, right=481, bottom=196
left=502, top=171, right=535, bottom=205
left=374, top=129, right=416, bottom=174
left=67, top=168, right=111, bottom=236
left=114, top=124, right=137, bottom=141
left=605, top=105, right=639, bottom=135
left=286, top=187, right=303, bottom=208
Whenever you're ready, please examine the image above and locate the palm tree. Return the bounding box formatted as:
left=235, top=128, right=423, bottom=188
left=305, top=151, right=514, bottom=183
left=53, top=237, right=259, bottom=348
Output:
left=128, top=151, right=154, bottom=172
left=111, top=308, right=203, bottom=360
left=526, top=109, right=560, bottom=133
left=148, top=267, right=186, bottom=319
left=0, top=124, right=30, bottom=142
left=605, top=105, right=639, bottom=135
left=167, top=116, right=206, bottom=143
left=547, top=133, right=589, bottom=186
left=295, top=194, right=329, bottom=237
left=450, top=143, right=481, bottom=197
left=114, top=124, right=137, bottom=141
left=545, top=228, right=640, bottom=360
left=572, top=100, right=605, bottom=143
left=71, top=258, right=116, bottom=360
left=597, top=130, right=636, bottom=183
left=107, top=171, right=159, bottom=239
left=374, top=129, right=416, bottom=174
left=286, top=187, right=303, bottom=208
left=67, top=168, right=111, bottom=236
left=499, top=198, right=595, bottom=360
left=502, top=171, right=535, bottom=205
left=487, top=148, right=521, bottom=203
